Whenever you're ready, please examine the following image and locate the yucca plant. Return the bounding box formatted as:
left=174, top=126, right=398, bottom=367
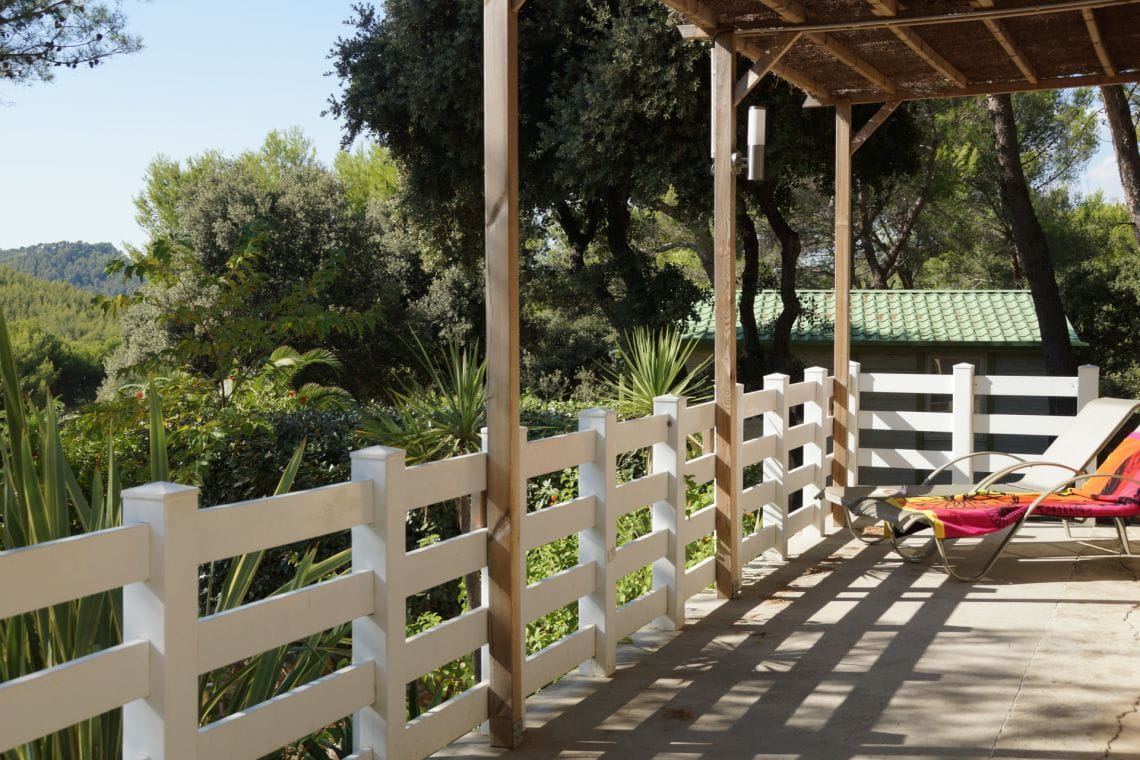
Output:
left=602, top=326, right=712, bottom=420
left=0, top=310, right=353, bottom=758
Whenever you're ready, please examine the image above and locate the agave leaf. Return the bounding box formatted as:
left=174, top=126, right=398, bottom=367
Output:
left=148, top=378, right=169, bottom=482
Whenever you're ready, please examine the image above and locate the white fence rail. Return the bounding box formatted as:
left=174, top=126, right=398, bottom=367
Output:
left=0, top=364, right=1099, bottom=758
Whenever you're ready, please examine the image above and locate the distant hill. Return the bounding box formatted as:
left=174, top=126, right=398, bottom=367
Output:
left=0, top=264, right=119, bottom=346
left=0, top=241, right=139, bottom=297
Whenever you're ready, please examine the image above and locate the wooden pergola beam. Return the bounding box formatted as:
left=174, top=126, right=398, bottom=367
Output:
left=712, top=32, right=742, bottom=600
left=660, top=0, right=719, bottom=33
left=733, top=0, right=1140, bottom=36
left=844, top=70, right=1140, bottom=103
left=734, top=33, right=800, bottom=104
left=850, top=100, right=901, bottom=155
left=867, top=0, right=898, bottom=16
left=982, top=17, right=1038, bottom=83
left=1082, top=8, right=1116, bottom=76
left=757, top=0, right=807, bottom=23
left=806, top=32, right=898, bottom=94
left=736, top=37, right=835, bottom=103
left=890, top=26, right=969, bottom=88
left=483, top=0, right=524, bottom=748
left=832, top=100, right=854, bottom=499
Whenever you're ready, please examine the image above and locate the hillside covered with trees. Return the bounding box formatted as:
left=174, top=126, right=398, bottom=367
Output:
left=0, top=240, right=138, bottom=296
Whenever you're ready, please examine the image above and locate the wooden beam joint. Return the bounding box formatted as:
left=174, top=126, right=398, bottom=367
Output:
left=851, top=100, right=901, bottom=155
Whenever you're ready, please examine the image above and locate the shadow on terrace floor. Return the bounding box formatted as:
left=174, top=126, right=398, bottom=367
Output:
left=438, top=522, right=1140, bottom=760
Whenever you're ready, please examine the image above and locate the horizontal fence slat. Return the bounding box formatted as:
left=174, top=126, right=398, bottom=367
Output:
left=399, top=683, right=489, bottom=760
left=0, top=524, right=148, bottom=620
left=741, top=525, right=777, bottom=564
left=742, top=388, right=778, bottom=419
left=858, top=447, right=950, bottom=470
left=975, top=375, right=1079, bottom=397
left=343, top=751, right=374, bottom=760
left=524, top=430, right=595, bottom=479
left=399, top=608, right=488, bottom=684
left=684, top=452, right=715, bottom=484
left=786, top=504, right=818, bottom=538
left=740, top=435, right=776, bottom=468
left=522, top=563, right=595, bottom=624
left=974, top=413, right=1068, bottom=436
left=682, top=505, right=716, bottom=545
left=197, top=664, right=373, bottom=760
left=859, top=410, right=952, bottom=433
left=401, top=529, right=488, bottom=597
left=785, top=380, right=817, bottom=408
left=614, top=587, right=668, bottom=641
left=611, top=530, right=669, bottom=579
left=740, top=481, right=776, bottom=516
left=785, top=422, right=816, bottom=451
left=861, top=372, right=953, bottom=394
left=612, top=472, right=668, bottom=517
left=681, top=401, right=714, bottom=434
left=523, top=627, right=596, bottom=696
left=198, top=572, right=372, bottom=673
left=786, top=464, right=816, bottom=495
left=523, top=496, right=595, bottom=552
left=197, top=481, right=370, bottom=564
left=399, top=452, right=487, bottom=511
left=683, top=557, right=716, bottom=601
left=612, top=414, right=669, bottom=454
left=0, top=640, right=149, bottom=754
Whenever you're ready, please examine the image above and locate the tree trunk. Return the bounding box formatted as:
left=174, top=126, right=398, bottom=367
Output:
left=986, top=94, right=1077, bottom=377
left=738, top=208, right=764, bottom=387
left=756, top=184, right=801, bottom=376
left=603, top=191, right=654, bottom=324
left=1101, top=85, right=1140, bottom=251
left=555, top=200, right=600, bottom=271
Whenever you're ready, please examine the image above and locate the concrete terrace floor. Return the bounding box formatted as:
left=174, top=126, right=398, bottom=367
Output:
left=438, top=521, right=1140, bottom=760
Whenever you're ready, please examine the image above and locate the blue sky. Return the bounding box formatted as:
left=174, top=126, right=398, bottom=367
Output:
left=0, top=1, right=1128, bottom=251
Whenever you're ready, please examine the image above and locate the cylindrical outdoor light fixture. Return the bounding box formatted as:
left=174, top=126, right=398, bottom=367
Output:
left=747, top=105, right=767, bottom=181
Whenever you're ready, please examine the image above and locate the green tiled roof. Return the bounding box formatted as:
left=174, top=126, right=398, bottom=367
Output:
left=686, top=290, right=1087, bottom=348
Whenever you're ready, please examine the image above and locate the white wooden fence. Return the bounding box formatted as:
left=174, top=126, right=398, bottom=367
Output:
left=0, top=364, right=1099, bottom=759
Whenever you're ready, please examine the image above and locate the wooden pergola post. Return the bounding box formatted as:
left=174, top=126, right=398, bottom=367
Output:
left=483, top=0, right=524, bottom=747
left=712, top=31, right=742, bottom=599
left=831, top=100, right=853, bottom=506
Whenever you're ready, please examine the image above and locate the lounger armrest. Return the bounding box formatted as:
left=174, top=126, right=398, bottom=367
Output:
left=973, top=460, right=1081, bottom=491
left=921, top=451, right=1025, bottom=486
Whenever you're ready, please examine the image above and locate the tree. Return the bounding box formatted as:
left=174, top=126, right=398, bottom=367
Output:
left=0, top=0, right=140, bottom=84
left=987, top=93, right=1077, bottom=376
left=1101, top=85, right=1140, bottom=251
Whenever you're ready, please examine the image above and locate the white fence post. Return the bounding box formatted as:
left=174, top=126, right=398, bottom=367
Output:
left=1077, top=364, right=1100, bottom=412
left=763, top=373, right=789, bottom=558
left=651, top=395, right=686, bottom=631
left=351, top=446, right=405, bottom=760
left=951, top=363, right=976, bottom=485
left=847, top=361, right=862, bottom=487
left=803, top=367, right=828, bottom=536
left=122, top=482, right=200, bottom=760
left=579, top=408, right=617, bottom=677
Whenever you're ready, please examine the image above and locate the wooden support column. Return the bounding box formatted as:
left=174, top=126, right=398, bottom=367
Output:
left=483, top=0, right=523, bottom=748
left=712, top=32, right=742, bottom=599
left=831, top=100, right=853, bottom=517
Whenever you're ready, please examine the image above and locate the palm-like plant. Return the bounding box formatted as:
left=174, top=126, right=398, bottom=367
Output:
left=602, top=326, right=712, bottom=419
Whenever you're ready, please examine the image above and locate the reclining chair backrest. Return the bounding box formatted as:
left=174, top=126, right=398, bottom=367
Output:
left=1074, top=426, right=1140, bottom=500
left=1020, top=397, right=1140, bottom=492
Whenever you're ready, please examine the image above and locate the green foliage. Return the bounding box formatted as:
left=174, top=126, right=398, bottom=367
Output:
left=601, top=326, right=711, bottom=419
left=107, top=130, right=432, bottom=400
left=0, top=0, right=141, bottom=83
left=0, top=241, right=138, bottom=297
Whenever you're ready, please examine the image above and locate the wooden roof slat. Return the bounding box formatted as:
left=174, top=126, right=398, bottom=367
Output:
left=982, top=17, right=1038, bottom=84
left=1082, top=8, right=1116, bottom=76
left=805, top=32, right=898, bottom=94
left=867, top=0, right=898, bottom=17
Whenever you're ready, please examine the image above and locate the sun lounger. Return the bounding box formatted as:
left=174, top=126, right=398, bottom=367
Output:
left=825, top=397, right=1140, bottom=580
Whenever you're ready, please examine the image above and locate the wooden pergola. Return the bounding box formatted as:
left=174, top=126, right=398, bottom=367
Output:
left=481, top=0, right=1140, bottom=747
